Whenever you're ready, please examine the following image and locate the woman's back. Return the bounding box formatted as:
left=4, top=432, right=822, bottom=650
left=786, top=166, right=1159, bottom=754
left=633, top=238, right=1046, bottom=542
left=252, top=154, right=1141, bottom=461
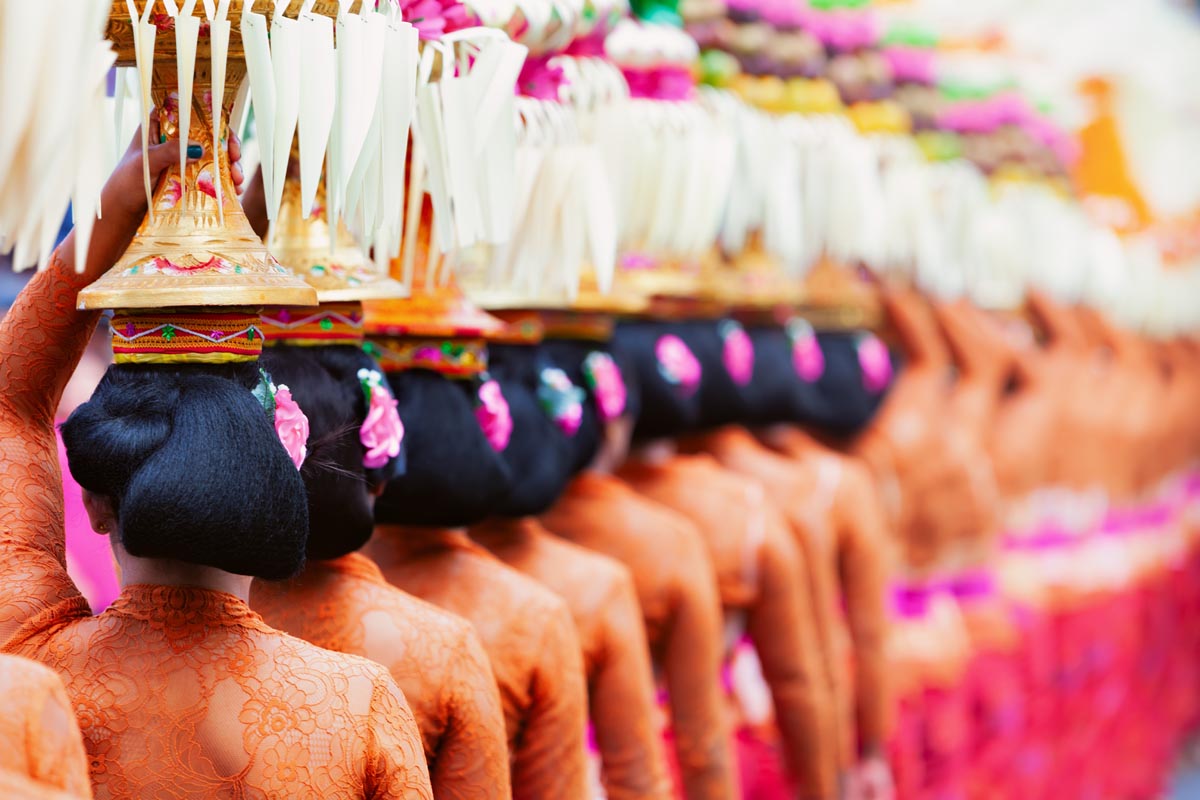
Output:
left=7, top=584, right=431, bottom=800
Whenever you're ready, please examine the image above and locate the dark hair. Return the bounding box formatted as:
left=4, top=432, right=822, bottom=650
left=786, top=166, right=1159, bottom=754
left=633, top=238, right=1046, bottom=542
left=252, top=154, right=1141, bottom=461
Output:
left=62, top=362, right=309, bottom=580
left=614, top=320, right=702, bottom=440
left=488, top=344, right=579, bottom=516
left=805, top=331, right=893, bottom=436
left=374, top=369, right=513, bottom=527
left=258, top=345, right=404, bottom=561
left=677, top=318, right=753, bottom=430
left=540, top=339, right=605, bottom=472
left=742, top=324, right=813, bottom=425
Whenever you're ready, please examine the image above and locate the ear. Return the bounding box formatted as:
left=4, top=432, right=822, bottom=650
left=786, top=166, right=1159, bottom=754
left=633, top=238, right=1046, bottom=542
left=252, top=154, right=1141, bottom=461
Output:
left=369, top=481, right=387, bottom=499
left=81, top=490, right=118, bottom=537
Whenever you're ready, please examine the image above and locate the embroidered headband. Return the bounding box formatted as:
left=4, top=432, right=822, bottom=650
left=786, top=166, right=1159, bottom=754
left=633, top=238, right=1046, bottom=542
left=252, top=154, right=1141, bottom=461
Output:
left=366, top=337, right=489, bottom=379
left=111, top=309, right=264, bottom=365
left=261, top=302, right=365, bottom=347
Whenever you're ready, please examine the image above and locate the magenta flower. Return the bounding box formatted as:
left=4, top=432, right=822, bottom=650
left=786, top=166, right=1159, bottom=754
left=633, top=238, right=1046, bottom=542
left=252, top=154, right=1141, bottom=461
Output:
left=720, top=321, right=755, bottom=386
left=400, top=0, right=473, bottom=41
left=360, top=384, right=405, bottom=469
left=273, top=385, right=310, bottom=470
left=582, top=351, right=627, bottom=422
left=787, top=319, right=825, bottom=382
left=856, top=334, right=893, bottom=394
left=656, top=334, right=702, bottom=397
left=476, top=379, right=513, bottom=452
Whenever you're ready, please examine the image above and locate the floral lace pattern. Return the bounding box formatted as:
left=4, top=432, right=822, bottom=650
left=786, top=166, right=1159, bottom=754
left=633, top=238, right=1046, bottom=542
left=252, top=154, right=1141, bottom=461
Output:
left=771, top=429, right=892, bottom=754
left=0, top=255, right=432, bottom=800
left=540, top=473, right=738, bottom=800
left=0, top=654, right=91, bottom=797
left=251, top=554, right=512, bottom=800
left=469, top=518, right=672, bottom=800
left=619, top=455, right=839, bottom=799
left=364, top=527, right=589, bottom=800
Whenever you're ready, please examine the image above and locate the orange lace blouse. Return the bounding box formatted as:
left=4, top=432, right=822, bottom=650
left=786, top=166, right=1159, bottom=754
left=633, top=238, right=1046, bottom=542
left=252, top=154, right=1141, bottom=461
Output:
left=686, top=428, right=852, bottom=765
left=0, top=262, right=433, bottom=800
left=250, top=553, right=512, bottom=800
left=469, top=517, right=672, bottom=800
left=540, top=472, right=738, bottom=800
left=619, top=454, right=839, bottom=799
left=0, top=654, right=91, bottom=797
left=364, top=526, right=589, bottom=800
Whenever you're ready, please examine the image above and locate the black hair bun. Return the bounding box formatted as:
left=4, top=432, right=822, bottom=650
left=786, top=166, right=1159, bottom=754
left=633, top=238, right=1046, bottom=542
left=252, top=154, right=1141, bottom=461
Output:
left=489, top=344, right=579, bottom=517
left=259, top=345, right=404, bottom=561
left=62, top=363, right=309, bottom=580
left=375, top=370, right=513, bottom=528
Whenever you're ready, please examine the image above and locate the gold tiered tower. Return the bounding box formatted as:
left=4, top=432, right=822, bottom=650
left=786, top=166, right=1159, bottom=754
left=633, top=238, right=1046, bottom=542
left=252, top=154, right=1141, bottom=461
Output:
left=77, top=1, right=343, bottom=309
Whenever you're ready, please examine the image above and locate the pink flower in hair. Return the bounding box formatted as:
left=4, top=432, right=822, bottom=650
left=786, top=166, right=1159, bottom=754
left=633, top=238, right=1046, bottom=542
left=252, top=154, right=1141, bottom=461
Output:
left=476, top=379, right=513, bottom=452
left=583, top=351, right=627, bottom=422
left=720, top=321, right=755, bottom=386
left=856, top=334, right=893, bottom=394
left=656, top=334, right=702, bottom=397
left=273, top=385, right=310, bottom=470
left=359, top=373, right=405, bottom=469
left=787, top=319, right=824, bottom=382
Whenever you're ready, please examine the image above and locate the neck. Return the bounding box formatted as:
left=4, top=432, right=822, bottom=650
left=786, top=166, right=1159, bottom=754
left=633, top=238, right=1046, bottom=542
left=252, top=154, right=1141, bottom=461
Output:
left=117, top=554, right=253, bottom=602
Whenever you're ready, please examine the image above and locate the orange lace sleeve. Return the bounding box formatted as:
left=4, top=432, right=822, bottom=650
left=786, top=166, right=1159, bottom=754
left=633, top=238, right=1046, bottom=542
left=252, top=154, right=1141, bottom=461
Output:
left=749, top=507, right=838, bottom=799
left=0, top=246, right=98, bottom=650
left=589, top=570, right=672, bottom=800
left=659, top=518, right=737, bottom=800
left=0, top=654, right=91, bottom=797
left=835, top=462, right=892, bottom=755
left=436, top=624, right=513, bottom=800
left=365, top=675, right=436, bottom=799
left=512, top=602, right=589, bottom=800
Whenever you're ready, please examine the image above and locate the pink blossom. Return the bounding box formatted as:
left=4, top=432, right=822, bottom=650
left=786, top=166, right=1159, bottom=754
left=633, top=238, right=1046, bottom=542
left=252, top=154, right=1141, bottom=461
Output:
left=790, top=323, right=825, bottom=382
left=857, top=334, right=893, bottom=394
left=583, top=351, right=627, bottom=422
left=273, top=386, right=310, bottom=470
left=360, top=385, right=405, bottom=469
left=476, top=379, right=513, bottom=452
left=656, top=334, right=702, bottom=397
left=721, top=322, right=755, bottom=386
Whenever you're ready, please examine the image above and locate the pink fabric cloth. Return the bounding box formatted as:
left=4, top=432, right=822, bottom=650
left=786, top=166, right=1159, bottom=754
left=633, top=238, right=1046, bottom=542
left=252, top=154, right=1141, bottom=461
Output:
left=56, top=426, right=119, bottom=613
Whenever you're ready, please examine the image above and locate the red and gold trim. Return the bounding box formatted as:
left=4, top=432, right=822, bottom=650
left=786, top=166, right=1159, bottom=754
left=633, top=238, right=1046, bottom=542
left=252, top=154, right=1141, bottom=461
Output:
left=493, top=309, right=615, bottom=342
left=261, top=302, right=365, bottom=347
left=486, top=310, right=545, bottom=345
left=111, top=309, right=265, bottom=365
left=366, top=336, right=489, bottom=379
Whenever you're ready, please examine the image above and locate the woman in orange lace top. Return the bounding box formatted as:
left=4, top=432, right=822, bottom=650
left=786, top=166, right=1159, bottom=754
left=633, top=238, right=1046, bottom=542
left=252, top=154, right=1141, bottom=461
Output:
left=0, top=129, right=432, bottom=799
left=470, top=344, right=672, bottom=800
left=364, top=364, right=589, bottom=799
left=0, top=654, right=91, bottom=797
left=538, top=337, right=738, bottom=800
left=614, top=321, right=838, bottom=799
left=724, top=322, right=893, bottom=773
left=249, top=341, right=511, bottom=800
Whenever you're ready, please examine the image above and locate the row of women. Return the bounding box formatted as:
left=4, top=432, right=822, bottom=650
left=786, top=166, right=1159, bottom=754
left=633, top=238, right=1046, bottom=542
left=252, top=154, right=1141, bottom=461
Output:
left=3, top=118, right=1200, bottom=800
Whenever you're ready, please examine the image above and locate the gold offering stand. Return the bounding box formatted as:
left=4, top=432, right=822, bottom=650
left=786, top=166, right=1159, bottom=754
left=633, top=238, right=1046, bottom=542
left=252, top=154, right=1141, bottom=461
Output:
left=77, top=1, right=346, bottom=310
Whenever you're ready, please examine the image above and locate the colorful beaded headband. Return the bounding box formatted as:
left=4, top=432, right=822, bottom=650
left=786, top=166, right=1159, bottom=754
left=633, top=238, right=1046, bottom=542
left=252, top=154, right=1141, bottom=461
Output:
left=261, top=302, right=365, bottom=347
left=365, top=337, right=489, bottom=379
left=111, top=309, right=265, bottom=365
